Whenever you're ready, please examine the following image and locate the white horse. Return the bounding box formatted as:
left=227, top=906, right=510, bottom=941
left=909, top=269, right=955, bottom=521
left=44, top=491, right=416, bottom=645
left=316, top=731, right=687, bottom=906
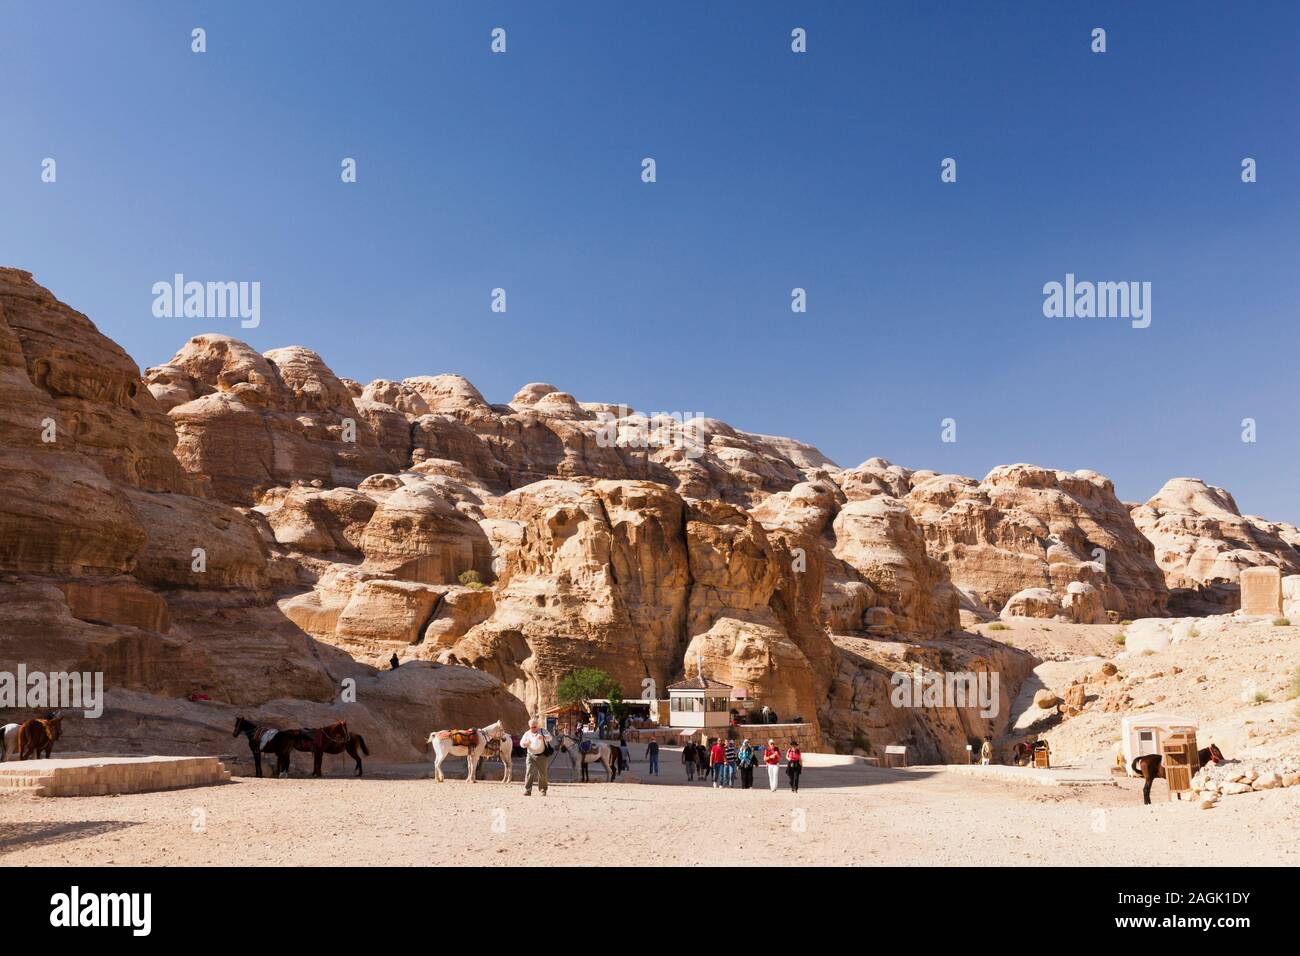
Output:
left=1, top=723, right=18, bottom=762
left=555, top=733, right=620, bottom=782
left=427, top=720, right=510, bottom=783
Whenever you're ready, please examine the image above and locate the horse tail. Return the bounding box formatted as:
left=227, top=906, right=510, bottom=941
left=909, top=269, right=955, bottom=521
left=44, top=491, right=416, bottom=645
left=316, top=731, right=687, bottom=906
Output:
left=355, top=734, right=369, bottom=756
left=1130, top=755, right=1147, bottom=775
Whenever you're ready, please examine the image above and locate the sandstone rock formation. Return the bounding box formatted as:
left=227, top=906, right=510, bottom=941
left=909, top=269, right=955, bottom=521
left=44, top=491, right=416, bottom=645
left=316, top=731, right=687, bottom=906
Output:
left=147, top=335, right=398, bottom=503
left=1131, top=478, right=1300, bottom=614
left=9, top=269, right=1300, bottom=765
left=0, top=270, right=526, bottom=764
left=899, top=463, right=1167, bottom=619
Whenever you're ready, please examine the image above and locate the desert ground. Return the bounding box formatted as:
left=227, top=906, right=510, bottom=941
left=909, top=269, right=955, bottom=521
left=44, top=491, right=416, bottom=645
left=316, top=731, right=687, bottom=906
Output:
left=3, top=744, right=1298, bottom=867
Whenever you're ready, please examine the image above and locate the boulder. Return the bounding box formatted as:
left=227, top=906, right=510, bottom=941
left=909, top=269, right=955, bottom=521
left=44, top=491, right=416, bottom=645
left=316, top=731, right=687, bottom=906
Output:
left=1001, top=587, right=1061, bottom=620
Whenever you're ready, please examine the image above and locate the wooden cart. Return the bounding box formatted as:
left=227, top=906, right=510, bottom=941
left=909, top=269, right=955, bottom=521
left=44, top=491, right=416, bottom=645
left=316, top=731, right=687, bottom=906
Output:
left=1161, top=730, right=1199, bottom=796
left=1032, top=740, right=1051, bottom=769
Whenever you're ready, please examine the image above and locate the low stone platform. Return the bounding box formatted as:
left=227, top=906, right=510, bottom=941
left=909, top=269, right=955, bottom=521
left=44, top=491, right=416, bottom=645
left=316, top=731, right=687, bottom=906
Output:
left=943, top=764, right=1116, bottom=788
left=0, top=755, right=231, bottom=797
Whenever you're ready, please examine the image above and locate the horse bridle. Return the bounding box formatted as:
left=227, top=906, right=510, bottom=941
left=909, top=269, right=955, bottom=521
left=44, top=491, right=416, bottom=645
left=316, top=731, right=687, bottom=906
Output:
left=318, top=723, right=350, bottom=747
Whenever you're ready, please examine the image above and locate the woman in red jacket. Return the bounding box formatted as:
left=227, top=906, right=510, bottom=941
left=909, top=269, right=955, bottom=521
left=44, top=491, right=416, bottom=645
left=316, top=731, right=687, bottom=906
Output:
left=785, top=740, right=803, bottom=793
left=764, top=738, right=781, bottom=791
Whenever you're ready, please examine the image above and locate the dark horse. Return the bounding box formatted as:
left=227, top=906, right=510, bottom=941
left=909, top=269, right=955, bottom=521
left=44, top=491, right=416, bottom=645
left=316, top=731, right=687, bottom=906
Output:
left=291, top=720, right=368, bottom=777
left=233, top=717, right=303, bottom=777
left=1131, top=744, right=1225, bottom=804
left=1010, top=739, right=1044, bottom=766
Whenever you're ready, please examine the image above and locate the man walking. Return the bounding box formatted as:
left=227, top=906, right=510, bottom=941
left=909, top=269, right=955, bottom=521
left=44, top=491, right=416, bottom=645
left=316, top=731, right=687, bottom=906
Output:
left=709, top=738, right=726, bottom=788
left=646, top=738, right=660, bottom=775
left=980, top=736, right=993, bottom=766
left=519, top=718, right=553, bottom=796
left=618, top=730, right=631, bottom=772
left=723, top=737, right=738, bottom=788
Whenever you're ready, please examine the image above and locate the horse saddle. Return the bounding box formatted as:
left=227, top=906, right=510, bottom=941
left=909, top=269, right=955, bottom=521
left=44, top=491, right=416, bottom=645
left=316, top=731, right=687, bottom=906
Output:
left=444, top=729, right=479, bottom=748
left=257, top=729, right=279, bottom=750
left=579, top=740, right=594, bottom=754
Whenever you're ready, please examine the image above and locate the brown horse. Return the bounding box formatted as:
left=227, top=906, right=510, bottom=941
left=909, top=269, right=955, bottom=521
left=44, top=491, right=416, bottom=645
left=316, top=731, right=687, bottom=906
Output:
left=1010, top=739, right=1044, bottom=766
left=290, top=720, right=368, bottom=777
left=233, top=716, right=305, bottom=778
left=18, top=712, right=63, bottom=760
left=1131, top=744, right=1225, bottom=804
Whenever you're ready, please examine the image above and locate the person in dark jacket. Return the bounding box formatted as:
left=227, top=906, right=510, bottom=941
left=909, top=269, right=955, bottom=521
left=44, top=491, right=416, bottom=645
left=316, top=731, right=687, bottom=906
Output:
left=682, top=741, right=696, bottom=780
left=737, top=739, right=756, bottom=789
left=785, top=740, right=803, bottom=793
left=646, top=739, right=660, bottom=775
left=697, top=737, right=711, bottom=782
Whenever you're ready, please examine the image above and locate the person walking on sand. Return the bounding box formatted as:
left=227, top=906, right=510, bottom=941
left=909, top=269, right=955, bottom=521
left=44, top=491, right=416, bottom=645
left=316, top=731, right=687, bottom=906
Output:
left=764, top=738, right=781, bottom=791
left=682, top=741, right=696, bottom=781
left=737, top=739, right=755, bottom=789
left=710, top=738, right=726, bottom=788
left=646, top=738, right=660, bottom=775
left=698, top=737, right=711, bottom=782
left=519, top=717, right=554, bottom=797
left=723, top=737, right=738, bottom=788
left=980, top=736, right=993, bottom=766
left=618, top=730, right=631, bottom=772
left=785, top=740, right=803, bottom=793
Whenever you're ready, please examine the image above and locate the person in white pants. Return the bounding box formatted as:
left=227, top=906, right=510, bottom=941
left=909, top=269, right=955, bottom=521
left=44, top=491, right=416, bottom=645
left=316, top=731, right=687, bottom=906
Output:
left=764, top=738, right=781, bottom=791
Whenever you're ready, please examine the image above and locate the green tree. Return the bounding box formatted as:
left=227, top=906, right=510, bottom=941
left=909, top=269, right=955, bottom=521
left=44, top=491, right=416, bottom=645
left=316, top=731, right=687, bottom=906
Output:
left=556, top=667, right=622, bottom=710
left=607, top=685, right=630, bottom=723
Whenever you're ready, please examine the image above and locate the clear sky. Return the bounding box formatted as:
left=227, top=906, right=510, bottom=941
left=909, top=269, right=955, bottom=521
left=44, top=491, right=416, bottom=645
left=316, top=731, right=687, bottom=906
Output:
left=3, top=2, right=1297, bottom=520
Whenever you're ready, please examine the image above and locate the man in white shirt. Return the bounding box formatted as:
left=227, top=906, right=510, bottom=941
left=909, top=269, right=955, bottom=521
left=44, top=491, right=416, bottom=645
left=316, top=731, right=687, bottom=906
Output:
left=518, top=718, right=553, bottom=796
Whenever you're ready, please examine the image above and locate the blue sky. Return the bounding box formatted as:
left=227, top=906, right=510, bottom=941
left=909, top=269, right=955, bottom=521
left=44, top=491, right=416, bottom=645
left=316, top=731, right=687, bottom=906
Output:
left=3, top=2, right=1297, bottom=519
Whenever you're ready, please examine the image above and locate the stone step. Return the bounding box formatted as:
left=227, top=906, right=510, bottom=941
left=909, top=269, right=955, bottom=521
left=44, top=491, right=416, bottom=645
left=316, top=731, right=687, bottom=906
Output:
left=0, top=755, right=231, bottom=797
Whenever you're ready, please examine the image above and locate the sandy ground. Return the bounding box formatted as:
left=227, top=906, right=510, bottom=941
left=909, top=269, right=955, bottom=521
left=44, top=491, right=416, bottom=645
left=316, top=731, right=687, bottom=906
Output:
left=3, top=747, right=1298, bottom=866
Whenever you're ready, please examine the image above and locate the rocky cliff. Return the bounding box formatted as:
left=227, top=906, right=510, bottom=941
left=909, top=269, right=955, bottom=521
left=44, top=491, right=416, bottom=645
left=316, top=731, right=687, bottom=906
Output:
left=0, top=269, right=527, bottom=766
left=3, top=269, right=1294, bottom=764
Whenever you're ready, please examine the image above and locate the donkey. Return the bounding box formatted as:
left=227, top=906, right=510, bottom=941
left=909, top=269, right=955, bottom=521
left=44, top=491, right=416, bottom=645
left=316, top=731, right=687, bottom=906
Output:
left=1132, top=744, right=1225, bottom=805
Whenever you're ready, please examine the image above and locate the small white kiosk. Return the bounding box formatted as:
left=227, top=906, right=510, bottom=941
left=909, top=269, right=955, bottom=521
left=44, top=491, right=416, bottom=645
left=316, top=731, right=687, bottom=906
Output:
left=667, top=676, right=733, bottom=730
left=1121, top=713, right=1199, bottom=776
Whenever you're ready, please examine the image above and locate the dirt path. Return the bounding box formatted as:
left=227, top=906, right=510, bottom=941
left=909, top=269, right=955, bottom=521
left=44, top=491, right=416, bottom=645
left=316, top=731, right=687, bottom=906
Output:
left=2, top=750, right=1296, bottom=866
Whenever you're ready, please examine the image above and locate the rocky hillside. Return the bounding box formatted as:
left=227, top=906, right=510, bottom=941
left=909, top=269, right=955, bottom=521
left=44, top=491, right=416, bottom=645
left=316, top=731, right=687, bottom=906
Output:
left=2, top=268, right=1296, bottom=763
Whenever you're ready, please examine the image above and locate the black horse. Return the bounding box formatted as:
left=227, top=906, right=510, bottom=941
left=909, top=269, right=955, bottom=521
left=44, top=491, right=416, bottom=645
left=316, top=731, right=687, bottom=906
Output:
left=233, top=716, right=305, bottom=778
left=1131, top=744, right=1226, bottom=804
